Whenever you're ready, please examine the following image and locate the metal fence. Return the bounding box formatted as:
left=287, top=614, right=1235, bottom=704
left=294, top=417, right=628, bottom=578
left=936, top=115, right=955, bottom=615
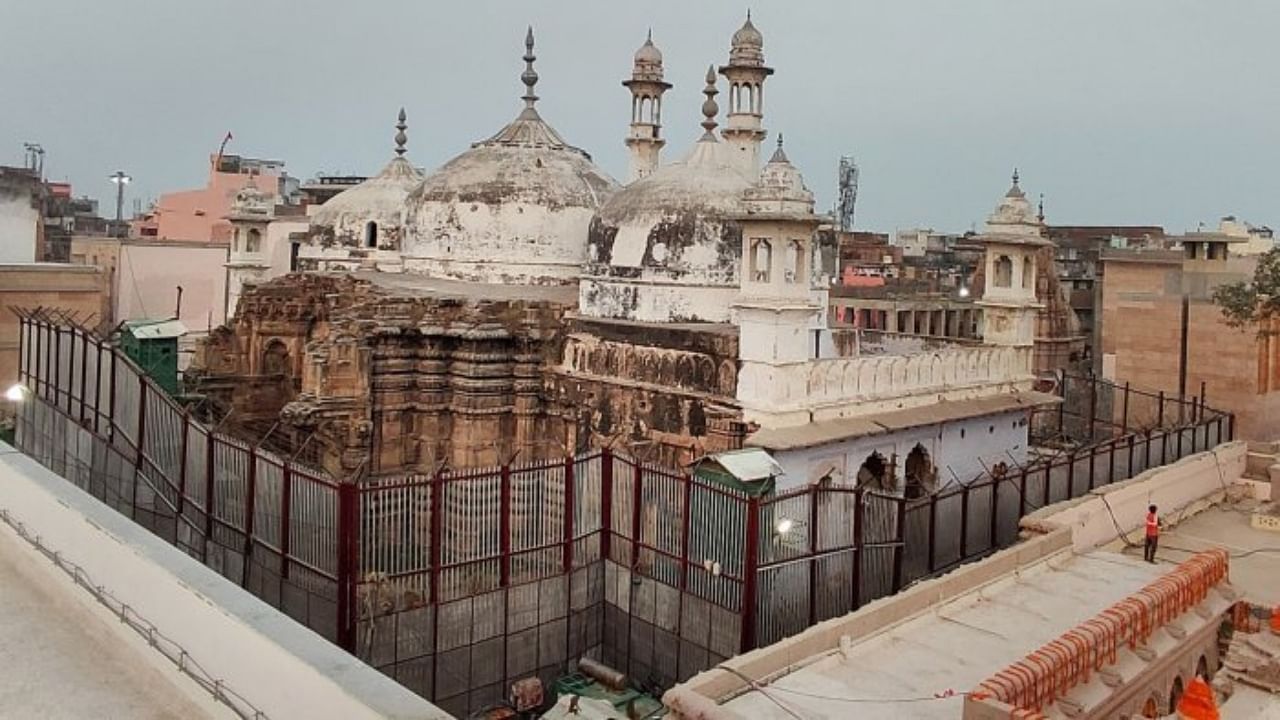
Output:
left=11, top=310, right=1234, bottom=715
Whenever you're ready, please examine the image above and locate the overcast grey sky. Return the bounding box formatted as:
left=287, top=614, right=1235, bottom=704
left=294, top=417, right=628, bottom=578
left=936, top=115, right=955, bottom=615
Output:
left=2, top=0, right=1276, bottom=233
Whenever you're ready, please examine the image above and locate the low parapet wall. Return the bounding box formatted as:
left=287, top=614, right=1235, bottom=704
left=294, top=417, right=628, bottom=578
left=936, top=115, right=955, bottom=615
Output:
left=1021, top=441, right=1248, bottom=551
left=662, top=526, right=1074, bottom=718
left=0, top=444, right=450, bottom=720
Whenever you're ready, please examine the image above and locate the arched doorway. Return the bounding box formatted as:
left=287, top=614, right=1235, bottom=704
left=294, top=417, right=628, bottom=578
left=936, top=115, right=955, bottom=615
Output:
left=262, top=339, right=290, bottom=375
left=904, top=444, right=936, bottom=500
left=365, top=221, right=378, bottom=248
left=856, top=451, right=891, bottom=492
left=1140, top=696, right=1159, bottom=718
left=1196, top=654, right=1209, bottom=681
left=1169, top=675, right=1184, bottom=713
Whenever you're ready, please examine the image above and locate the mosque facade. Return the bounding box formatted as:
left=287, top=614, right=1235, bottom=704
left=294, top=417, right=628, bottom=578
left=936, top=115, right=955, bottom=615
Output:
left=192, top=18, right=1060, bottom=490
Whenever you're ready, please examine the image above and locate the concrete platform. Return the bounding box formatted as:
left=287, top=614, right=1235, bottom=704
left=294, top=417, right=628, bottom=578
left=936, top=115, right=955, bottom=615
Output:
left=720, top=551, right=1165, bottom=720
left=0, top=520, right=222, bottom=720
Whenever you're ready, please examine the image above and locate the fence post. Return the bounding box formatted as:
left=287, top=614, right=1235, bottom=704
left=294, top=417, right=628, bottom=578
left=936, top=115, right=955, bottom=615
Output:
left=1088, top=445, right=1097, bottom=491
left=335, top=482, right=359, bottom=653
left=428, top=468, right=443, bottom=695
left=1176, top=415, right=1185, bottom=460
left=1227, top=414, right=1235, bottom=441
left=499, top=462, right=512, bottom=588
left=1057, top=372, right=1067, bottom=435
left=1018, top=467, right=1029, bottom=517
left=679, top=470, right=692, bottom=593
left=891, top=497, right=907, bottom=593
left=600, top=448, right=613, bottom=564
left=77, top=330, right=89, bottom=424
left=631, top=462, right=643, bottom=571
left=807, top=485, right=819, bottom=626
left=1121, top=382, right=1130, bottom=435
left=959, top=484, right=970, bottom=560
left=202, top=435, right=216, bottom=563
left=53, top=324, right=63, bottom=411
left=16, top=317, right=24, bottom=388
left=1066, top=451, right=1075, bottom=498
left=107, top=346, right=117, bottom=443
left=1042, top=463, right=1051, bottom=509
left=1087, top=373, right=1097, bottom=442
left=131, top=377, right=148, bottom=519
left=563, top=455, right=576, bottom=574
left=926, top=494, right=938, bottom=573
left=176, top=410, right=189, bottom=521
left=241, top=446, right=258, bottom=588
left=740, top=495, right=760, bottom=653
left=279, top=463, right=292, bottom=581
left=1107, top=438, right=1116, bottom=487
left=852, top=488, right=864, bottom=612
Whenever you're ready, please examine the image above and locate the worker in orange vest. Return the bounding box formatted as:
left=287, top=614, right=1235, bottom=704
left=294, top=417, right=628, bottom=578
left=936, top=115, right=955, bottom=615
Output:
left=1144, top=504, right=1160, bottom=563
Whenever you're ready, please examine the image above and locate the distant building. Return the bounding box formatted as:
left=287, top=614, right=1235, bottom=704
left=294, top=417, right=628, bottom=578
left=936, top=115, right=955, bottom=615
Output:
left=0, top=166, right=42, bottom=263
left=0, top=263, right=108, bottom=385
left=1216, top=215, right=1274, bottom=256
left=1046, top=224, right=1166, bottom=374
left=1100, top=232, right=1280, bottom=441
left=132, top=154, right=296, bottom=243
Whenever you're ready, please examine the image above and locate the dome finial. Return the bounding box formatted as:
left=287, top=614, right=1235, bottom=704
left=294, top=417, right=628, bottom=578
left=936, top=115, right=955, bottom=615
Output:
left=647, top=27, right=652, bottom=42
left=1012, top=167, right=1020, bottom=187
left=768, top=132, right=788, bottom=162
left=700, top=64, right=719, bottom=140
left=394, top=107, right=408, bottom=157
left=521, top=26, right=540, bottom=110
left=1037, top=193, right=1045, bottom=222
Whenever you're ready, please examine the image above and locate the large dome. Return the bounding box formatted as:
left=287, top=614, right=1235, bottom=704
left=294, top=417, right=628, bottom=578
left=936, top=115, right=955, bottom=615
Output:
left=580, top=138, right=753, bottom=323
left=401, top=29, right=618, bottom=285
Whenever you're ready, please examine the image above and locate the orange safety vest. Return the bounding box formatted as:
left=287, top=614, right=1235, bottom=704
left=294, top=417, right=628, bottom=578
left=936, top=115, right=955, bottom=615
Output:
left=1145, top=512, right=1159, bottom=538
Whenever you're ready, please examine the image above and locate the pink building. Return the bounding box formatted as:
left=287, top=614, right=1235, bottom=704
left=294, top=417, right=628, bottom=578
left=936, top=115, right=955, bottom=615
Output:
left=133, top=154, right=290, bottom=243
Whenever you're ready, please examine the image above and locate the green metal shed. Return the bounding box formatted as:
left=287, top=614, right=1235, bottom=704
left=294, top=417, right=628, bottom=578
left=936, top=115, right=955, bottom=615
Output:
left=117, top=319, right=187, bottom=396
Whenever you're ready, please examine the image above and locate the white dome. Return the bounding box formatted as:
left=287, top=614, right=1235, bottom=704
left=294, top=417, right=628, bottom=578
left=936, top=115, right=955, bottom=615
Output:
left=402, top=108, right=618, bottom=285
left=311, top=156, right=423, bottom=241
left=581, top=139, right=754, bottom=322
left=986, top=170, right=1042, bottom=237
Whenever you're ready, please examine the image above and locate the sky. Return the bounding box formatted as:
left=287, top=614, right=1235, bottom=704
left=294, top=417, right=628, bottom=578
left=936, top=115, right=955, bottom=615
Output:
left=1, top=0, right=1276, bottom=234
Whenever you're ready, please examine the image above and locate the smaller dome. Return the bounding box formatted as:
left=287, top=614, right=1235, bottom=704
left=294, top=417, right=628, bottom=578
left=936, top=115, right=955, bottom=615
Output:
left=732, top=15, right=763, bottom=49
left=742, top=137, right=815, bottom=217
left=634, top=33, right=662, bottom=65
left=229, top=180, right=271, bottom=219
left=728, top=14, right=766, bottom=67
left=311, top=156, right=423, bottom=232
left=986, top=169, right=1044, bottom=237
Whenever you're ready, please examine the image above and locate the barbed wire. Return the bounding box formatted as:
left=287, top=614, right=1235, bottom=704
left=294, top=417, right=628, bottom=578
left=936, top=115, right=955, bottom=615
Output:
left=0, top=507, right=269, bottom=720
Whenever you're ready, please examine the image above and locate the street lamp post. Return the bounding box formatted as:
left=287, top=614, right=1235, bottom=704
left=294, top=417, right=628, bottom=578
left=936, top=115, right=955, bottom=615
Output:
left=108, top=171, right=131, bottom=224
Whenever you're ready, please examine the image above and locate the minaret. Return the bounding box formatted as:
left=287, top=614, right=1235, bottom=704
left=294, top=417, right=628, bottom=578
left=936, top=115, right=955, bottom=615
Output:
left=719, top=11, right=773, bottom=174
left=623, top=31, right=672, bottom=182
left=977, top=170, right=1047, bottom=354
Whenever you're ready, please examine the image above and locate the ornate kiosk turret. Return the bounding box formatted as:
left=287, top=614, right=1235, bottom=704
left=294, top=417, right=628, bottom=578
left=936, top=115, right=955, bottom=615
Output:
left=977, top=170, right=1048, bottom=359
left=733, top=136, right=829, bottom=426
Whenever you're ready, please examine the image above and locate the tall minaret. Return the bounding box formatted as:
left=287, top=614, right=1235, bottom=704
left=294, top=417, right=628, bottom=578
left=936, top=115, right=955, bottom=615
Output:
left=623, top=31, right=672, bottom=182
left=719, top=12, right=773, bottom=174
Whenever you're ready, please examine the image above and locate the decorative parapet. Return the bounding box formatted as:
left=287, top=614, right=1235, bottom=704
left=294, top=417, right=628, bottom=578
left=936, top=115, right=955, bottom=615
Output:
left=738, top=343, right=1034, bottom=427
left=969, top=549, right=1232, bottom=719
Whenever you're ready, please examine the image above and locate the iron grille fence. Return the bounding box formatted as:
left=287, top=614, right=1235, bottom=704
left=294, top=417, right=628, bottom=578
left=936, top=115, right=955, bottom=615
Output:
left=10, top=310, right=1234, bottom=715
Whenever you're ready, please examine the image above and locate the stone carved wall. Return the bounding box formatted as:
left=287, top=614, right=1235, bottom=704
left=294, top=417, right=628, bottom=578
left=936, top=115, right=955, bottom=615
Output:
left=191, top=275, right=747, bottom=477
left=550, top=317, right=745, bottom=469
